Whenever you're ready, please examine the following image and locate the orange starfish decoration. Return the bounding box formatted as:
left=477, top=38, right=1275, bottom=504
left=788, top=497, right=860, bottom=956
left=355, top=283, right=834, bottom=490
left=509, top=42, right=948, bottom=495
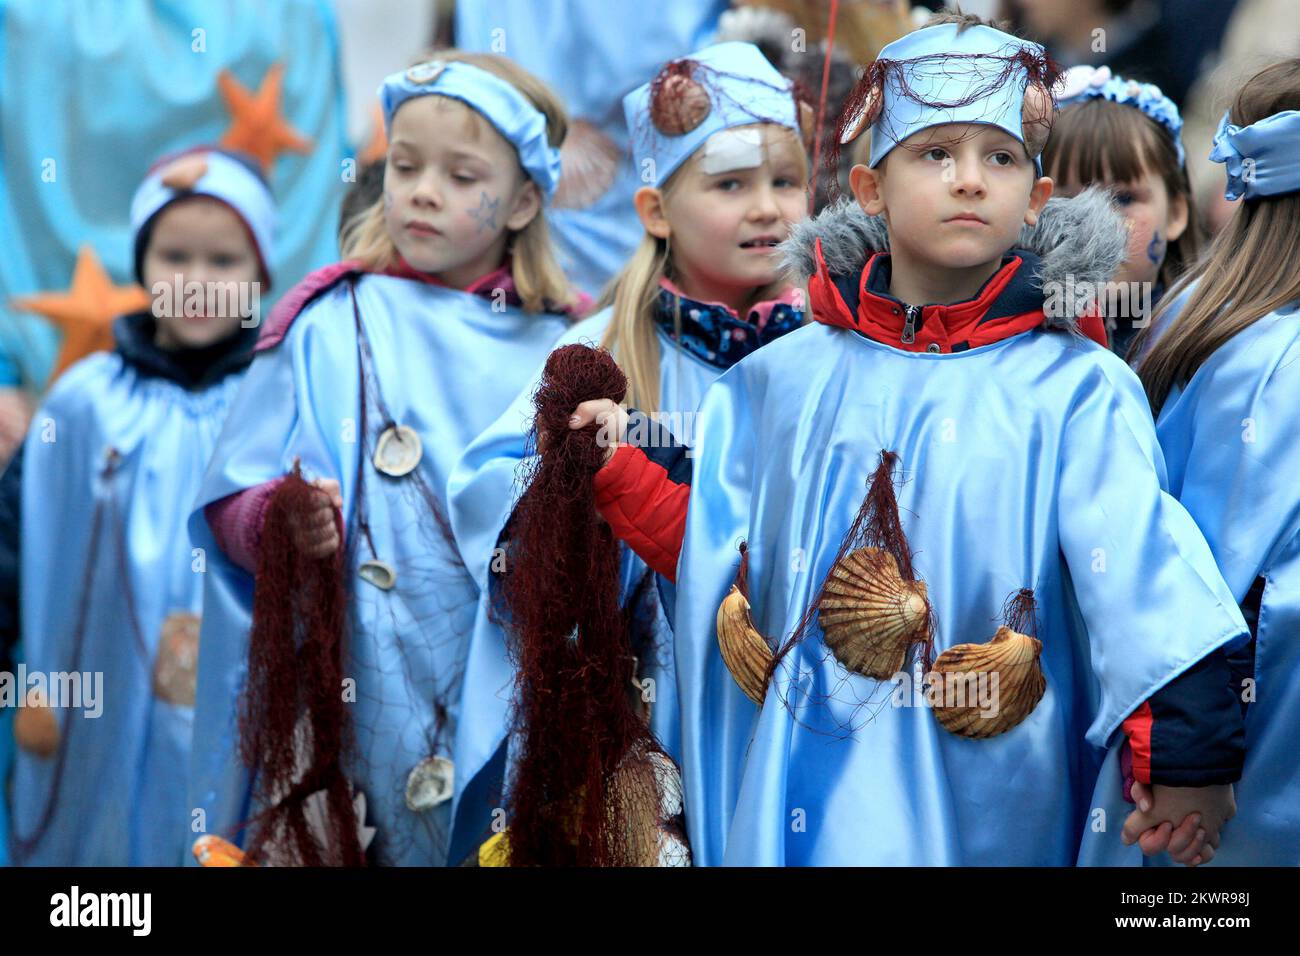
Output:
left=358, top=100, right=388, bottom=168
left=11, top=246, right=151, bottom=384
left=218, top=62, right=313, bottom=171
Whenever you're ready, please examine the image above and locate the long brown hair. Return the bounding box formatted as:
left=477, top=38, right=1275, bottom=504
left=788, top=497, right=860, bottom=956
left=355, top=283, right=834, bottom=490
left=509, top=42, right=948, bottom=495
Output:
left=339, top=50, right=575, bottom=314
left=1136, top=59, right=1300, bottom=412
left=1042, top=95, right=1202, bottom=292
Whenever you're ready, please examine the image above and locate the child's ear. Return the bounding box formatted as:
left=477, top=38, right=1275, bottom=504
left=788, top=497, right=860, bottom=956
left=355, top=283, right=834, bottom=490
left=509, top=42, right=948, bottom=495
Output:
left=1023, top=175, right=1054, bottom=227
left=634, top=186, right=671, bottom=239
left=505, top=180, right=542, bottom=231
left=1165, top=191, right=1190, bottom=243
left=849, top=163, right=886, bottom=217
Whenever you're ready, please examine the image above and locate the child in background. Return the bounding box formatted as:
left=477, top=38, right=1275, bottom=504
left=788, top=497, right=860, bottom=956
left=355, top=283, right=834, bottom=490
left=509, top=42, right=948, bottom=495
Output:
left=1086, top=58, right=1300, bottom=866
left=1042, top=66, right=1201, bottom=358
left=447, top=41, right=810, bottom=864
left=567, top=14, right=1247, bottom=865
left=188, top=52, right=581, bottom=866
left=3, top=147, right=273, bottom=865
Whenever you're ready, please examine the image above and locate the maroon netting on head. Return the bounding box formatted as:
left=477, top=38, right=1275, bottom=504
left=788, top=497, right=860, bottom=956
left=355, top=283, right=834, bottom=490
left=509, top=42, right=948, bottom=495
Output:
left=822, top=47, right=1062, bottom=200
left=501, top=344, right=669, bottom=866
left=239, top=464, right=365, bottom=867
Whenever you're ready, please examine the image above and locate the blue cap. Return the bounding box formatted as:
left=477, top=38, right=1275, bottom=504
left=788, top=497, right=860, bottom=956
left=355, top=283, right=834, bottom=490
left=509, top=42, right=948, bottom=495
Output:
left=380, top=59, right=562, bottom=201
left=130, top=147, right=276, bottom=287
left=860, top=23, right=1049, bottom=172
left=623, top=41, right=800, bottom=187
left=1210, top=108, right=1300, bottom=201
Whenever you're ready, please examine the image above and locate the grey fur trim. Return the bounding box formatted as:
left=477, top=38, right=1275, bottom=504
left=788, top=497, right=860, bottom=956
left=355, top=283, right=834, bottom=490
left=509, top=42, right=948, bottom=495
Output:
left=779, top=187, right=1128, bottom=332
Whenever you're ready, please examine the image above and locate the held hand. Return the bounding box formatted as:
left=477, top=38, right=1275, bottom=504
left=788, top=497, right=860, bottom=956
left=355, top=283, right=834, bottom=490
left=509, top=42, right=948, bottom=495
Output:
left=537, top=399, right=628, bottom=463
left=1122, top=782, right=1235, bottom=866
left=291, top=478, right=342, bottom=559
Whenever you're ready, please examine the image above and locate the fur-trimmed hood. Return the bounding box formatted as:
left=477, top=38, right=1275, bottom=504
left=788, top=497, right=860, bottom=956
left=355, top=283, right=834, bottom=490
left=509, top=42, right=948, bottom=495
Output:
left=779, top=187, right=1128, bottom=333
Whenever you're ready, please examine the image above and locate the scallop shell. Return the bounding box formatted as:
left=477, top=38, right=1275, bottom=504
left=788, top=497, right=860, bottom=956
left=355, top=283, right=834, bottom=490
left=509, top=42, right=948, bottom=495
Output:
left=14, top=689, right=59, bottom=757
left=358, top=559, right=396, bottom=590
left=192, top=834, right=249, bottom=867
left=650, top=71, right=712, bottom=136
left=930, top=626, right=1046, bottom=739
left=153, top=611, right=200, bottom=706
left=405, top=755, right=454, bottom=812
left=715, top=585, right=774, bottom=705
left=818, top=547, right=929, bottom=679
left=605, top=747, right=692, bottom=867
left=372, top=424, right=422, bottom=477
left=838, top=85, right=882, bottom=145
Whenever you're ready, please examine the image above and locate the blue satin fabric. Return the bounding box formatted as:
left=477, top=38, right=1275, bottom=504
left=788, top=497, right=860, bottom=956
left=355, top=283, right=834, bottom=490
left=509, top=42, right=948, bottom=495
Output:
left=448, top=306, right=744, bottom=839
left=673, top=323, right=1248, bottom=865
left=186, top=275, right=567, bottom=866
left=1084, top=299, right=1300, bottom=866
left=9, top=353, right=245, bottom=865
left=452, top=0, right=726, bottom=297
left=0, top=0, right=347, bottom=387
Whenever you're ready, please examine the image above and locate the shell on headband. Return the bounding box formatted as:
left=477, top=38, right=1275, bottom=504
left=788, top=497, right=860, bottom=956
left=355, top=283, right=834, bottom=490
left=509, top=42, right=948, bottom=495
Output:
left=650, top=63, right=714, bottom=137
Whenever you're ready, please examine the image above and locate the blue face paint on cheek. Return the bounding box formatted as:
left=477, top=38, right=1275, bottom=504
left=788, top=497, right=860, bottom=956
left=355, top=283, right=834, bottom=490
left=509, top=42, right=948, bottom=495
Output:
left=1146, top=229, right=1165, bottom=266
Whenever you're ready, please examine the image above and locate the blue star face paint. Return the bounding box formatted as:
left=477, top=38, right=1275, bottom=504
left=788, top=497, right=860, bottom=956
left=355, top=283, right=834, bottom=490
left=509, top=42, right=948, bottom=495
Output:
left=1147, top=229, right=1165, bottom=267
left=469, top=191, right=501, bottom=233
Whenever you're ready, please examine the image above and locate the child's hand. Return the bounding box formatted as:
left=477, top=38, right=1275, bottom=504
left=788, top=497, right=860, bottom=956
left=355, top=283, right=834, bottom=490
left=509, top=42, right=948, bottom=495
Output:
left=291, top=478, right=342, bottom=559
left=537, top=399, right=628, bottom=463
left=1121, top=782, right=1235, bottom=866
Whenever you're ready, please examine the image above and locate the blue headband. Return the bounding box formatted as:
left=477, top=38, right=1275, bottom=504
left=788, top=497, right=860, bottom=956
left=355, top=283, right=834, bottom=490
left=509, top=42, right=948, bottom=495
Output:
left=130, top=148, right=276, bottom=286
left=1057, top=65, right=1185, bottom=166
left=379, top=59, right=562, bottom=201
left=623, top=41, right=800, bottom=188
left=858, top=23, right=1048, bottom=173
left=1210, top=108, right=1300, bottom=201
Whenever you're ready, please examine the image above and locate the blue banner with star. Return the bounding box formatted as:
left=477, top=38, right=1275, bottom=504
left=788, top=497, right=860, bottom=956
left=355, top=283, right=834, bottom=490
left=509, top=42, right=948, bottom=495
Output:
left=0, top=0, right=351, bottom=391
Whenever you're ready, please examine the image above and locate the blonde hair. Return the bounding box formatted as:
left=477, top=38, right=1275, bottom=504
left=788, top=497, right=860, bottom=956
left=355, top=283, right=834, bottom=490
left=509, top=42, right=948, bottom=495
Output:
left=1136, top=59, right=1300, bottom=411
left=598, top=124, right=809, bottom=413
left=339, top=50, right=575, bottom=314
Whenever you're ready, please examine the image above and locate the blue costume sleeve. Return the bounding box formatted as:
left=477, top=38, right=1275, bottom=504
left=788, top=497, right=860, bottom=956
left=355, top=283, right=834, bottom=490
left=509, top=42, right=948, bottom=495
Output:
left=1054, top=360, right=1250, bottom=749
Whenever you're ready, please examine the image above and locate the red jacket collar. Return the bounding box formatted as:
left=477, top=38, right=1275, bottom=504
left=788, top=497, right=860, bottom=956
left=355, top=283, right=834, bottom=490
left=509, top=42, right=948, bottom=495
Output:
left=808, top=239, right=1108, bottom=352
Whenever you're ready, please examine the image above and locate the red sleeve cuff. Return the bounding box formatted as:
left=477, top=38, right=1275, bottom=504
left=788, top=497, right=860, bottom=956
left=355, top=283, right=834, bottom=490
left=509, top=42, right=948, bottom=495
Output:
left=1121, top=701, right=1153, bottom=786
left=593, top=445, right=688, bottom=582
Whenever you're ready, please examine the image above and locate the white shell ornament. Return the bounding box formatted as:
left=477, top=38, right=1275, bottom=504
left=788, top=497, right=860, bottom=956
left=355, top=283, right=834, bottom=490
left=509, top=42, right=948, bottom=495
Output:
left=405, top=756, right=455, bottom=811
left=358, top=559, right=397, bottom=590
left=405, top=60, right=446, bottom=86
left=373, top=424, right=422, bottom=477
left=818, top=547, right=929, bottom=679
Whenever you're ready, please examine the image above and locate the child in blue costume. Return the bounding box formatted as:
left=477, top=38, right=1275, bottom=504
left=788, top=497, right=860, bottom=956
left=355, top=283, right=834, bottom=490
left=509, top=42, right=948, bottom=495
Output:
left=1041, top=66, right=1200, bottom=360
left=447, top=41, right=809, bottom=864
left=569, top=13, right=1249, bottom=865
left=1084, top=58, right=1300, bottom=866
left=188, top=52, right=584, bottom=866
left=2, top=147, right=274, bottom=865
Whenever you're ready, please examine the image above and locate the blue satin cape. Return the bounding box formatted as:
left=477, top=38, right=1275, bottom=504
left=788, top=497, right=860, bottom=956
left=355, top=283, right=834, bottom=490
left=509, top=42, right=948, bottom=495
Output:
left=1083, top=299, right=1300, bottom=866
left=9, top=353, right=244, bottom=865
left=674, top=322, right=1248, bottom=865
left=447, top=306, right=736, bottom=844
left=186, top=274, right=567, bottom=866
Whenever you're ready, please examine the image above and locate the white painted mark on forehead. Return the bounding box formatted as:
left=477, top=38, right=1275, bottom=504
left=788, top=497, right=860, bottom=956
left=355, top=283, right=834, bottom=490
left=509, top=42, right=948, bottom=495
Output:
left=699, top=127, right=765, bottom=175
